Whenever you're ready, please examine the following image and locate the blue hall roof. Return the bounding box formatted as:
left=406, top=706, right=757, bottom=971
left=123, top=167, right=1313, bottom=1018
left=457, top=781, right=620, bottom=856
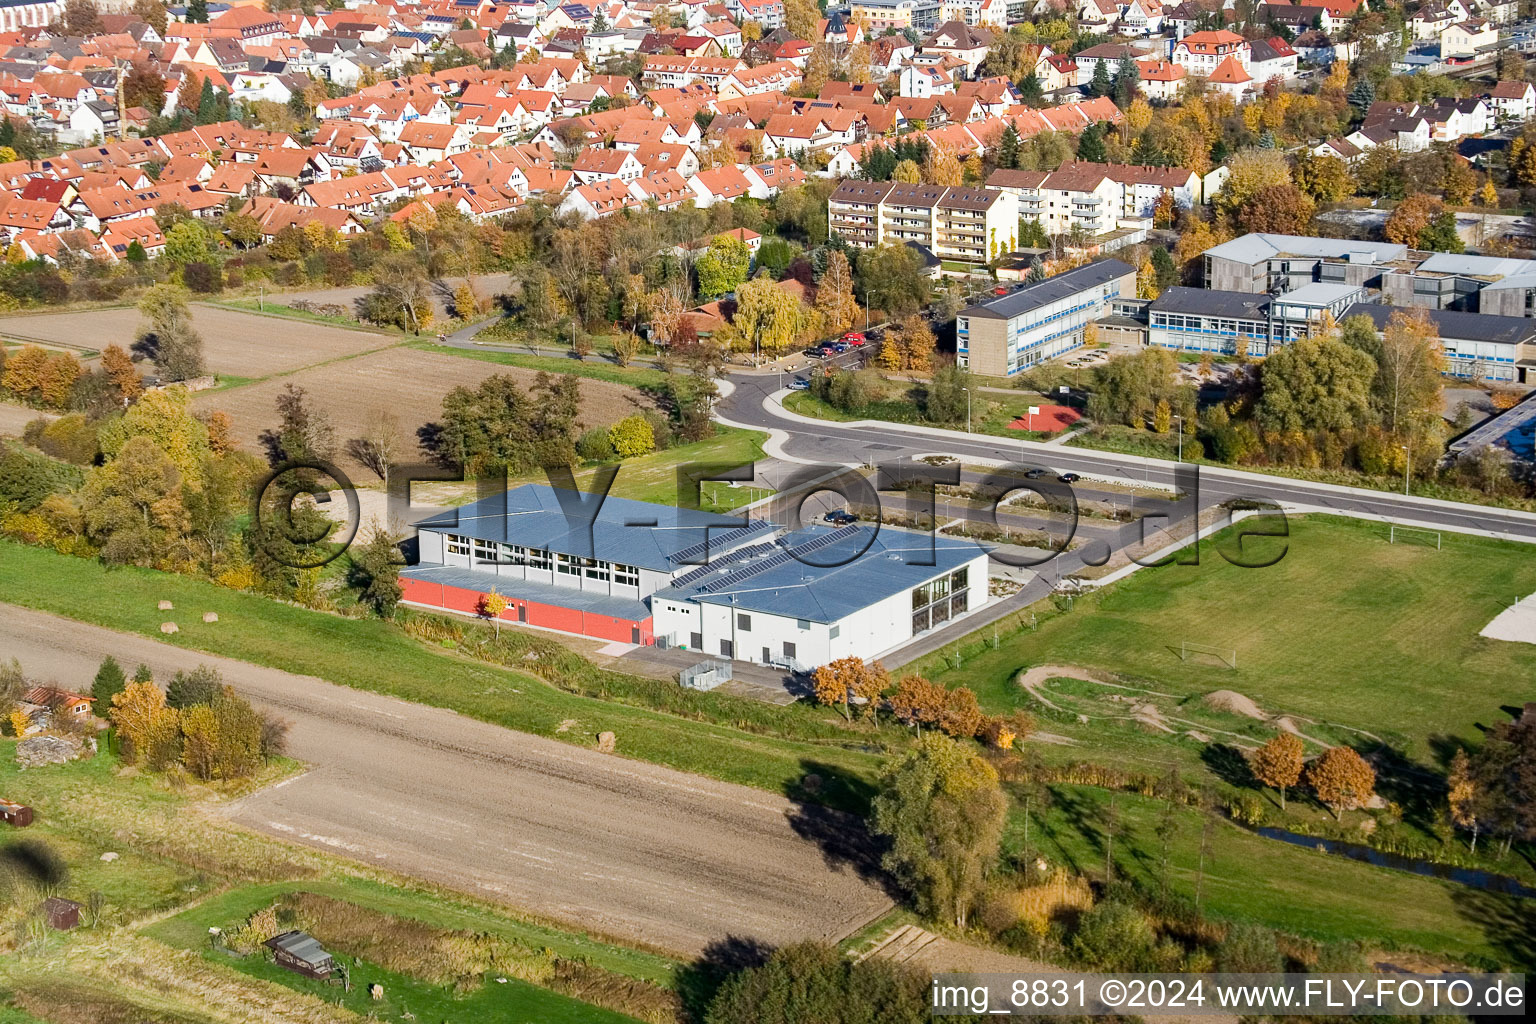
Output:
left=415, top=484, right=769, bottom=572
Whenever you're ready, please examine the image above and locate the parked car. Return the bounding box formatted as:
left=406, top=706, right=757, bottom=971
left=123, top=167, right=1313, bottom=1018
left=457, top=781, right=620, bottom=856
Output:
left=788, top=377, right=811, bottom=390
left=842, top=332, right=866, bottom=346
left=823, top=510, right=858, bottom=525
left=1058, top=472, right=1081, bottom=483
left=1023, top=468, right=1048, bottom=479
left=805, top=347, right=828, bottom=358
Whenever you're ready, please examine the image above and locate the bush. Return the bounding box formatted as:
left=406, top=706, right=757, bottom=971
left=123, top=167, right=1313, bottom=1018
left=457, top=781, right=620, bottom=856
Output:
left=608, top=414, right=655, bottom=458
left=1071, top=901, right=1157, bottom=970
left=1225, top=791, right=1266, bottom=827
left=705, top=942, right=931, bottom=1024
left=1217, top=922, right=1283, bottom=973
left=576, top=428, right=614, bottom=462
left=182, top=261, right=222, bottom=293
left=641, top=409, right=674, bottom=450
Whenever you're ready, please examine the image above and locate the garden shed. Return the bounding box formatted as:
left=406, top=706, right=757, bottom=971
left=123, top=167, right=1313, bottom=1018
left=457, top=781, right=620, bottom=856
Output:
left=264, top=930, right=336, bottom=979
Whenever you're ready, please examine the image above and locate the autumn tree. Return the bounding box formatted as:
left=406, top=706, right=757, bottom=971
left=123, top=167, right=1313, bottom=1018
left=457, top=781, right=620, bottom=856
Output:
left=100, top=345, right=142, bottom=407
left=63, top=0, right=102, bottom=35
left=871, top=734, right=1007, bottom=929
left=813, top=249, right=859, bottom=337
left=1306, top=746, right=1376, bottom=818
left=1237, top=184, right=1315, bottom=236
left=921, top=145, right=962, bottom=186
left=888, top=675, right=947, bottom=735
left=110, top=680, right=181, bottom=769
left=937, top=686, right=984, bottom=739
left=364, top=253, right=433, bottom=333
left=892, top=158, right=921, bottom=183
left=784, top=0, right=820, bottom=45
left=1373, top=308, right=1443, bottom=455
left=1383, top=193, right=1443, bottom=247
left=1447, top=748, right=1480, bottom=853
left=79, top=436, right=188, bottom=566
left=1463, top=711, right=1536, bottom=855
left=811, top=657, right=889, bottom=722
left=133, top=0, right=168, bottom=34
left=1250, top=733, right=1304, bottom=809
left=480, top=588, right=509, bottom=638
left=732, top=276, right=808, bottom=360
left=645, top=290, right=684, bottom=349
left=1291, top=153, right=1356, bottom=203
left=1215, top=148, right=1292, bottom=220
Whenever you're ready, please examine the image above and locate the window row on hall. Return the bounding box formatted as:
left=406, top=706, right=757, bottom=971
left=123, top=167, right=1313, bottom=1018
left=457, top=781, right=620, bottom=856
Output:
left=442, top=535, right=640, bottom=587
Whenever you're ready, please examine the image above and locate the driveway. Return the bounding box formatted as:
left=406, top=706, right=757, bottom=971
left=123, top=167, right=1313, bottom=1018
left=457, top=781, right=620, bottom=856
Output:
left=0, top=604, right=892, bottom=955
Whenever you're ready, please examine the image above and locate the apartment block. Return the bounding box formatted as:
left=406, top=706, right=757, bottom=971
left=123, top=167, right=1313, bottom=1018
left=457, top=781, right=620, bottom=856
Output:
left=956, top=258, right=1136, bottom=376
left=828, top=179, right=1018, bottom=263
left=988, top=162, right=1200, bottom=237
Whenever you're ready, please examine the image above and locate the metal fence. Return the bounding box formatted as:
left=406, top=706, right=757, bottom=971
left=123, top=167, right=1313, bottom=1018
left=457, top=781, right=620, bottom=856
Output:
left=679, top=659, right=732, bottom=691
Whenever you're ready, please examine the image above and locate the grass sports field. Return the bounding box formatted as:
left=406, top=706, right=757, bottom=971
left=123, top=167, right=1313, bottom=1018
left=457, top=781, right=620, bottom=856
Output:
left=918, top=515, right=1536, bottom=764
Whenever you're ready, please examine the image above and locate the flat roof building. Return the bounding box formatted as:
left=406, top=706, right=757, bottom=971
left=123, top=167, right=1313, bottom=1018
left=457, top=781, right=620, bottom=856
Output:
left=1148, top=283, right=1365, bottom=357
left=402, top=484, right=990, bottom=668
left=1200, top=233, right=1410, bottom=293
left=1343, top=302, right=1536, bottom=382
left=957, top=258, right=1136, bottom=376
left=1379, top=251, right=1536, bottom=319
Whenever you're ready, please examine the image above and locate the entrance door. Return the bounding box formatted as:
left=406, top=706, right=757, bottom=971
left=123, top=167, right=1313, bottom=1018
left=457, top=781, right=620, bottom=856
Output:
left=631, top=626, right=641, bottom=644
left=517, top=604, right=527, bottom=622
left=762, top=646, right=771, bottom=664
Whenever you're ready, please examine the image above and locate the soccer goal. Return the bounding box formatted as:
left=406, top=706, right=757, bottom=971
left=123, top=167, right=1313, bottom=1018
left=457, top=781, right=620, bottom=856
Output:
left=1389, top=525, right=1442, bottom=549
left=1179, top=641, right=1237, bottom=669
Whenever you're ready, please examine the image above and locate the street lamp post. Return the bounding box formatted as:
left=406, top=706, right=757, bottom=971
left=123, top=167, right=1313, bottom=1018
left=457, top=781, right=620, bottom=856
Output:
left=1401, top=444, right=1411, bottom=495
left=1174, top=414, right=1183, bottom=463
left=962, top=386, right=972, bottom=433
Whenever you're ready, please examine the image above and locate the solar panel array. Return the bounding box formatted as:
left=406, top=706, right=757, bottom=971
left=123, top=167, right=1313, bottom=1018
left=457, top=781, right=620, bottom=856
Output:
left=666, top=542, right=777, bottom=589
left=667, top=519, right=772, bottom=566
left=694, top=524, right=866, bottom=594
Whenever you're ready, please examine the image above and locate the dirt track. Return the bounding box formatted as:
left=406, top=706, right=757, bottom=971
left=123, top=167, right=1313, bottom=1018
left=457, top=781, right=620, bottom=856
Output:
left=0, top=604, right=892, bottom=955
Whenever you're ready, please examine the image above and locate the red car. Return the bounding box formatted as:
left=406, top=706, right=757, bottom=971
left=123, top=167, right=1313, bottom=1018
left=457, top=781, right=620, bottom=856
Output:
left=842, top=332, right=866, bottom=346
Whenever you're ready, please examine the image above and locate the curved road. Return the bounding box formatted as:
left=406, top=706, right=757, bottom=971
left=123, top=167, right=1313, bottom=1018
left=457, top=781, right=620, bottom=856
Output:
left=0, top=604, right=891, bottom=956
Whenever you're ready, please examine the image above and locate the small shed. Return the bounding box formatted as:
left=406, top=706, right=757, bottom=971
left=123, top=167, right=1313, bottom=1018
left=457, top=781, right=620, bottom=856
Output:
left=41, top=897, right=80, bottom=931
left=0, top=798, right=33, bottom=827
left=264, top=930, right=335, bottom=979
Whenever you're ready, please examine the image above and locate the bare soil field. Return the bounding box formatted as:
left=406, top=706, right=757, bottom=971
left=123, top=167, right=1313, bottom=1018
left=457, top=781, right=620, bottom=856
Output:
left=0, top=604, right=892, bottom=956
left=194, top=345, right=657, bottom=476
left=0, top=305, right=391, bottom=377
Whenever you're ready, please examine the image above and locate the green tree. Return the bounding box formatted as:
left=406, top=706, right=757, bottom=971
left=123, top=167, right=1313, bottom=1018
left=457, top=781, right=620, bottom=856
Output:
left=349, top=528, right=402, bottom=618
left=705, top=943, right=936, bottom=1024
left=696, top=233, right=751, bottom=297
left=925, top=366, right=972, bottom=424
left=91, top=656, right=127, bottom=707
left=1257, top=333, right=1376, bottom=436
left=136, top=283, right=205, bottom=381
left=871, top=734, right=1007, bottom=929
left=1417, top=211, right=1465, bottom=253
left=856, top=243, right=931, bottom=319
left=187, top=0, right=208, bottom=23
left=1090, top=59, right=1111, bottom=98
left=166, top=665, right=222, bottom=709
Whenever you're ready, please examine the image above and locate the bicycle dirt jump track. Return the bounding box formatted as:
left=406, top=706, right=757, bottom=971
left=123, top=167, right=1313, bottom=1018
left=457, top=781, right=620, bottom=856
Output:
left=0, top=604, right=893, bottom=956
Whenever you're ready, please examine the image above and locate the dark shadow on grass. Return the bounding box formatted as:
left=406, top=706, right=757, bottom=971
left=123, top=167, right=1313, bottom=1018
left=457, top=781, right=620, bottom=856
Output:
left=0, top=839, right=68, bottom=890
left=1200, top=742, right=1255, bottom=789
left=1450, top=887, right=1536, bottom=970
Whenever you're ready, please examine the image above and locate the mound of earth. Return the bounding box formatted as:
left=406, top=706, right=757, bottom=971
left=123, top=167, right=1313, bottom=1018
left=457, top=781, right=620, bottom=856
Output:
left=1202, top=689, right=1265, bottom=719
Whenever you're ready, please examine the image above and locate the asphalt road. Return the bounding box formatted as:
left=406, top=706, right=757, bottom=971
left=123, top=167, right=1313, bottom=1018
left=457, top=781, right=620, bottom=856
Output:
left=0, top=604, right=892, bottom=956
